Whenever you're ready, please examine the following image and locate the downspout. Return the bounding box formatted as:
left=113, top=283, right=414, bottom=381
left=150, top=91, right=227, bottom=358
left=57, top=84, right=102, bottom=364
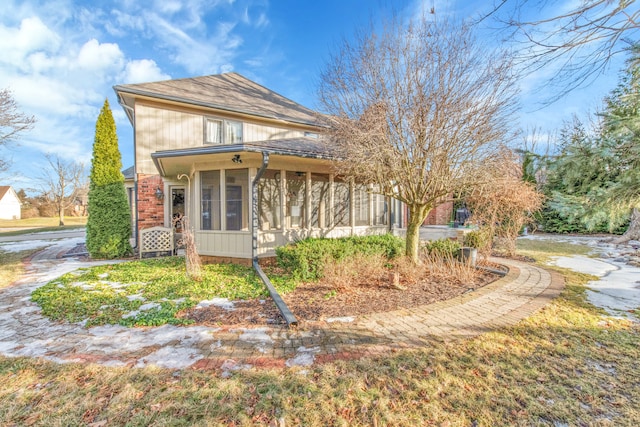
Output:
left=252, top=152, right=298, bottom=327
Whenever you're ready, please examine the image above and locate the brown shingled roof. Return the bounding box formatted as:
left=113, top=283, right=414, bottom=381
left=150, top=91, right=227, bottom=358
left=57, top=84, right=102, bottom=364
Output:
left=0, top=186, right=11, bottom=200
left=114, top=72, right=325, bottom=128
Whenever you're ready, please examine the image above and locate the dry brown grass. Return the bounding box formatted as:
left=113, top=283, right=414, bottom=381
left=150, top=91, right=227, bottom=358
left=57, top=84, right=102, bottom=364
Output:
left=0, top=249, right=41, bottom=289
left=321, top=252, right=481, bottom=292
left=0, top=239, right=638, bottom=425
left=321, top=253, right=388, bottom=290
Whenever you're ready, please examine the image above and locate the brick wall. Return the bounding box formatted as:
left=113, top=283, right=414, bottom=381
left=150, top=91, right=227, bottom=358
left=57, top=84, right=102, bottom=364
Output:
left=137, top=174, right=165, bottom=234
left=423, top=200, right=453, bottom=225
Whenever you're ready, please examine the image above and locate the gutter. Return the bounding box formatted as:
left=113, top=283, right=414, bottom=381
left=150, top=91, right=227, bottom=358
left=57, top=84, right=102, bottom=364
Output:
left=251, top=151, right=298, bottom=327
left=150, top=143, right=337, bottom=178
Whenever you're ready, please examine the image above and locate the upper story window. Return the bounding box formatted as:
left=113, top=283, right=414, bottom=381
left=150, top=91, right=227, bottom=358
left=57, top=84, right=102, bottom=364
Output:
left=205, top=117, right=243, bottom=144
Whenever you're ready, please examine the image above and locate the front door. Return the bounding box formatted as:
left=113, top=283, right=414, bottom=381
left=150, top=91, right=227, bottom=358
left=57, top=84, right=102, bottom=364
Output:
left=171, top=187, right=186, bottom=233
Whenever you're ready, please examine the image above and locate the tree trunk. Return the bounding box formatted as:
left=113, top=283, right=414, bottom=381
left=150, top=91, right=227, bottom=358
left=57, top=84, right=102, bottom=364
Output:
left=613, top=207, right=640, bottom=243
left=406, top=204, right=429, bottom=263
left=58, top=205, right=65, bottom=226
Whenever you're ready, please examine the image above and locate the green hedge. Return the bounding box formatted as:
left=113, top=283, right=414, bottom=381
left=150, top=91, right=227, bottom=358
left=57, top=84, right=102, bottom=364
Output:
left=276, top=234, right=404, bottom=281
left=423, top=238, right=461, bottom=257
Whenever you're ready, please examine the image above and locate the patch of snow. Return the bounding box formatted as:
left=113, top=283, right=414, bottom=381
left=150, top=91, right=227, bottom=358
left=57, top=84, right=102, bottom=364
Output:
left=135, top=345, right=204, bottom=369
left=236, top=327, right=274, bottom=353
left=548, top=256, right=616, bottom=277
left=0, top=240, right=52, bottom=253
left=196, top=298, right=235, bottom=311
left=0, top=341, right=18, bottom=352
left=70, top=282, right=94, bottom=290
left=121, top=302, right=161, bottom=319
left=325, top=316, right=355, bottom=323
left=220, top=358, right=252, bottom=377
left=127, top=294, right=146, bottom=302
left=285, top=346, right=320, bottom=367
left=547, top=252, right=640, bottom=321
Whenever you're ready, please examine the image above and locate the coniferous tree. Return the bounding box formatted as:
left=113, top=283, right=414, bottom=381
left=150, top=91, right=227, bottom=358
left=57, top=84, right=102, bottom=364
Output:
left=539, top=45, right=640, bottom=237
left=599, top=44, right=640, bottom=242
left=86, top=99, right=132, bottom=258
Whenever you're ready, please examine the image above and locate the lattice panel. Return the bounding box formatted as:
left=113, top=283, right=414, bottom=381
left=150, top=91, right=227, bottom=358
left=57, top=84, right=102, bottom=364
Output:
left=140, top=226, right=174, bottom=258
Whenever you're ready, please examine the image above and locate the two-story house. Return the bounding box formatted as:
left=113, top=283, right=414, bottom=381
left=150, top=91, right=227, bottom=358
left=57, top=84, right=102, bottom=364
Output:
left=114, top=73, right=407, bottom=263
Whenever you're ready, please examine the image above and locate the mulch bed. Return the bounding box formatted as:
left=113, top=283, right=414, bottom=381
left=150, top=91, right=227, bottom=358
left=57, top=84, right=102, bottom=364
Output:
left=178, top=267, right=500, bottom=328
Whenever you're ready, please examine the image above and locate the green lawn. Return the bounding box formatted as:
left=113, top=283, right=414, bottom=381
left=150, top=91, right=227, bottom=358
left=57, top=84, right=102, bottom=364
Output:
left=31, top=257, right=294, bottom=327
left=0, top=237, right=638, bottom=425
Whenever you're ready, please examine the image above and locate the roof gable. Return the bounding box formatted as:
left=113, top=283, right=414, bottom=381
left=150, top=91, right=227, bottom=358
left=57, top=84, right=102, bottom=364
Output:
left=114, top=72, right=325, bottom=128
left=0, top=186, right=17, bottom=202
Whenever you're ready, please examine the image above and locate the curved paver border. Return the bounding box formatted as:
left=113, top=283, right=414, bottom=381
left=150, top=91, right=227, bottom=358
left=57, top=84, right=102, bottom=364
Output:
left=0, top=246, right=563, bottom=371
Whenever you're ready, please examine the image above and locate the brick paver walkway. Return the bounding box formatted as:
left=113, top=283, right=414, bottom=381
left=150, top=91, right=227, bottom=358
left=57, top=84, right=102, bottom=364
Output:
left=0, top=240, right=563, bottom=371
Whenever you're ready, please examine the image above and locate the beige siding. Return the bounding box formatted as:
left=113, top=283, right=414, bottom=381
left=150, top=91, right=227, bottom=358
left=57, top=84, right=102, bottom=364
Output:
left=135, top=103, right=203, bottom=174
left=195, top=231, right=252, bottom=258
left=243, top=123, right=305, bottom=142
left=135, top=103, right=312, bottom=175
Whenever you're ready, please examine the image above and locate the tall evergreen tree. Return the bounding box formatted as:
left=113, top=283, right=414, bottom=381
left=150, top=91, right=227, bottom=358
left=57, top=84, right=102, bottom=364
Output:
left=539, top=45, right=640, bottom=237
left=86, top=99, right=131, bottom=258
left=599, top=44, right=640, bottom=242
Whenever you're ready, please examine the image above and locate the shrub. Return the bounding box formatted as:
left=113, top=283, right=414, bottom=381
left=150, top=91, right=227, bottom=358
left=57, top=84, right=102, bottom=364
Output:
left=463, top=228, right=492, bottom=257
left=423, top=238, right=461, bottom=258
left=276, top=234, right=404, bottom=281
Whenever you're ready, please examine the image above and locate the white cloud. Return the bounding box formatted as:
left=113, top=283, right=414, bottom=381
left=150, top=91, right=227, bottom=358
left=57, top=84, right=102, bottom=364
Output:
left=122, top=59, right=171, bottom=84
left=0, top=16, right=61, bottom=68
left=76, top=39, right=125, bottom=72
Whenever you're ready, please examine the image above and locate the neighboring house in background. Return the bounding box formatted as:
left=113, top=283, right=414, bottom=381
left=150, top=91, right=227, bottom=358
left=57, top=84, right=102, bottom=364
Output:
left=0, top=186, right=21, bottom=220
left=114, top=73, right=407, bottom=263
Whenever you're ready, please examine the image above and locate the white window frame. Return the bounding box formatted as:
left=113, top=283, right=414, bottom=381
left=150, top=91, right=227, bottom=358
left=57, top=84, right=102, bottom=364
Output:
left=204, top=117, right=243, bottom=145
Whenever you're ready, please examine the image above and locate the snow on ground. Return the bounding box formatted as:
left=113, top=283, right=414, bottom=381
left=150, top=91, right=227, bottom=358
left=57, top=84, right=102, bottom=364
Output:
left=0, top=240, right=54, bottom=253
left=548, top=255, right=617, bottom=277
left=524, top=234, right=640, bottom=320
left=196, top=298, right=235, bottom=310
left=286, top=346, right=320, bottom=367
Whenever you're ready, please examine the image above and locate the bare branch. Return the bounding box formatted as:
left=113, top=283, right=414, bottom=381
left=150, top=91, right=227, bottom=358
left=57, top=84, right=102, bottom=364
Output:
left=318, top=16, right=520, bottom=261
left=485, top=0, right=640, bottom=102
left=0, top=88, right=36, bottom=144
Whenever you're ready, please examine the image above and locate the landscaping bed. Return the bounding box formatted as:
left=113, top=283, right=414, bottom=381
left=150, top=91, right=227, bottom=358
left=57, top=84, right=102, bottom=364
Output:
left=179, top=266, right=498, bottom=326
left=32, top=235, right=501, bottom=328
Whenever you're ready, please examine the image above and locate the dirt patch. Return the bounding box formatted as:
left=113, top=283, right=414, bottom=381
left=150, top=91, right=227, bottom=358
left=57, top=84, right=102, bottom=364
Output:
left=179, top=268, right=500, bottom=328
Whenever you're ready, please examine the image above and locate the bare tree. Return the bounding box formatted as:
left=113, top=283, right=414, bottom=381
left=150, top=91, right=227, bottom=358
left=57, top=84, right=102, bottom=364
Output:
left=465, top=148, right=544, bottom=257
left=484, top=0, right=640, bottom=100
left=0, top=88, right=36, bottom=171
left=40, top=154, right=85, bottom=226
left=318, top=16, right=519, bottom=262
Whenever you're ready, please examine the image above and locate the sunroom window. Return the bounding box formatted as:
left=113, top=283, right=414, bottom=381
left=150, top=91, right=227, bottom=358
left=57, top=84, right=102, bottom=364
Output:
left=201, top=171, right=221, bottom=230
left=334, top=177, right=350, bottom=227
left=204, top=118, right=243, bottom=144
left=286, top=172, right=306, bottom=229
left=310, top=173, right=330, bottom=228
left=354, top=183, right=370, bottom=226
left=258, top=170, right=282, bottom=231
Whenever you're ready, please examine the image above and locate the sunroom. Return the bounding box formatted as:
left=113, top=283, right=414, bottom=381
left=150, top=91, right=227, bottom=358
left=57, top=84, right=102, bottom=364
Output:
left=152, top=139, right=401, bottom=263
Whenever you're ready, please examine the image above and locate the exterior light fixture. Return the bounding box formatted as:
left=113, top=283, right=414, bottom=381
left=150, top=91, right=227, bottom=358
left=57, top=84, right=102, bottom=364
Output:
left=232, top=154, right=242, bottom=163
left=155, top=187, right=164, bottom=200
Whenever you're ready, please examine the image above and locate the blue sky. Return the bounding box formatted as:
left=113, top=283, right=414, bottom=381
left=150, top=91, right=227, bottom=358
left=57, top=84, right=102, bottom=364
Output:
left=0, top=0, right=628, bottom=193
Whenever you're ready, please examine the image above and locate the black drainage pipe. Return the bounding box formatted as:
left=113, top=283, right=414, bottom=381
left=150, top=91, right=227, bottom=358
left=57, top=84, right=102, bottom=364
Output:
left=252, top=151, right=298, bottom=327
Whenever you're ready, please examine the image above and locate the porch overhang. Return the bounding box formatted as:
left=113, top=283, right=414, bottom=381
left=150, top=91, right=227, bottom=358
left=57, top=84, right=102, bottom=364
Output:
left=150, top=138, right=338, bottom=177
